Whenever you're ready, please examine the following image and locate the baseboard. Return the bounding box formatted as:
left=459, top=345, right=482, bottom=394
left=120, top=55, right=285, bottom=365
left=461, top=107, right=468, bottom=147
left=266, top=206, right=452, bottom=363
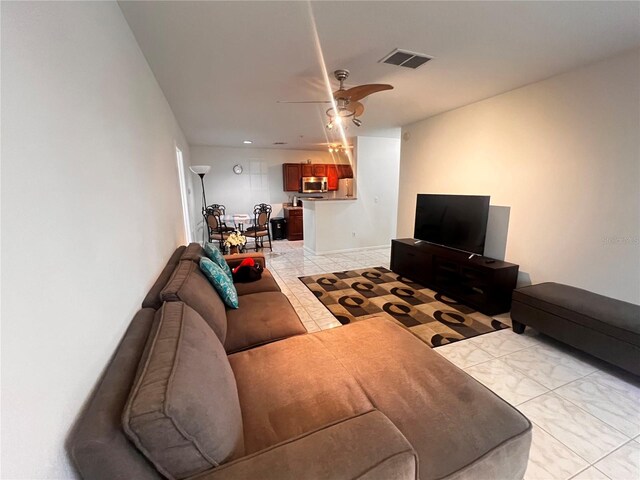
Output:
left=303, top=244, right=390, bottom=256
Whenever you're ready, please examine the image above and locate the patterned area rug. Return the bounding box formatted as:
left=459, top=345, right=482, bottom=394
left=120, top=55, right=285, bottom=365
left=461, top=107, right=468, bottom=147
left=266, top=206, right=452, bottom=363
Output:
left=299, top=266, right=507, bottom=347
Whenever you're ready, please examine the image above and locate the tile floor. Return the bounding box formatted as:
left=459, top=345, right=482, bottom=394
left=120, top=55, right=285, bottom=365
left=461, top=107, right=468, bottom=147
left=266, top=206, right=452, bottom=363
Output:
left=262, top=240, right=640, bottom=480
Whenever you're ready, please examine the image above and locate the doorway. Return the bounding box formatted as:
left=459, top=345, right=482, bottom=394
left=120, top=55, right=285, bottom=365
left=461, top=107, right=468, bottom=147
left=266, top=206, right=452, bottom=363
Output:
left=176, top=147, right=193, bottom=243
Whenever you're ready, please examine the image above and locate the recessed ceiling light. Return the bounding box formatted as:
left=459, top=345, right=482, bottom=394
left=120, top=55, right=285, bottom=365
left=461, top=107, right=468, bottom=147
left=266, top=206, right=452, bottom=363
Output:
left=243, top=140, right=252, bottom=144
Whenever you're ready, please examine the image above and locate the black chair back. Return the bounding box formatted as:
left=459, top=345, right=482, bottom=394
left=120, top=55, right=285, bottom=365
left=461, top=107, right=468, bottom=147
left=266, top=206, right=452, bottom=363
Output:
left=206, top=212, right=221, bottom=232
left=206, top=204, right=234, bottom=232
left=206, top=204, right=226, bottom=216
left=247, top=204, right=273, bottom=251
left=253, top=203, right=272, bottom=230
left=206, top=211, right=229, bottom=248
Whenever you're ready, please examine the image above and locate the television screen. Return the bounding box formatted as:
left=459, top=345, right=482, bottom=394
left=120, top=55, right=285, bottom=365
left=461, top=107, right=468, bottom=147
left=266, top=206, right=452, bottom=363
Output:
left=414, top=194, right=490, bottom=255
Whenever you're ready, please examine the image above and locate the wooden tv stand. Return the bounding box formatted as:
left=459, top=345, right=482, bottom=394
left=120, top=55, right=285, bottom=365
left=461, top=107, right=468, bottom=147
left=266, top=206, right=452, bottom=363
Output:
left=390, top=238, right=519, bottom=316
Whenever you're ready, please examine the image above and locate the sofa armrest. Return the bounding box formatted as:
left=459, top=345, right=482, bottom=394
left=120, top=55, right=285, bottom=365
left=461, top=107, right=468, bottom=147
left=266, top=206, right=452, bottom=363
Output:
left=224, top=252, right=266, bottom=269
left=187, top=410, right=417, bottom=480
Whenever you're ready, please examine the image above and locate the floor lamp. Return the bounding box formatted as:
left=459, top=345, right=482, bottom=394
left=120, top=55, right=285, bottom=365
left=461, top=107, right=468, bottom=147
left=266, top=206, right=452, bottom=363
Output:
left=189, top=165, right=211, bottom=244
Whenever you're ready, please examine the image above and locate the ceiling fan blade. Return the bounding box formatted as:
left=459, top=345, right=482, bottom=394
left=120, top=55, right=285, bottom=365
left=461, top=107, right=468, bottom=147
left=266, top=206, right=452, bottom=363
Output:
left=352, top=101, right=365, bottom=117
left=332, top=88, right=348, bottom=99
left=340, top=84, right=393, bottom=102
left=276, top=100, right=331, bottom=104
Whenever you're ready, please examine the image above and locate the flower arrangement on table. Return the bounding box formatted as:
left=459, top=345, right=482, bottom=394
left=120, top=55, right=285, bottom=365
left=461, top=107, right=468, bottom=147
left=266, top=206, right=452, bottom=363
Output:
left=224, top=230, right=247, bottom=254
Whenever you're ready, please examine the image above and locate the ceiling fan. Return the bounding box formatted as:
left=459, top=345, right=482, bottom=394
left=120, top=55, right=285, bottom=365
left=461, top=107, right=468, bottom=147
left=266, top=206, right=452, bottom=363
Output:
left=278, top=69, right=393, bottom=128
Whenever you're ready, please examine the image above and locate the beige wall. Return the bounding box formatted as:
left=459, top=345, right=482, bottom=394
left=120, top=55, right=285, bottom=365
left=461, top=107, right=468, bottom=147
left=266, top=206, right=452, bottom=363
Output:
left=2, top=2, right=190, bottom=477
left=397, top=49, right=640, bottom=303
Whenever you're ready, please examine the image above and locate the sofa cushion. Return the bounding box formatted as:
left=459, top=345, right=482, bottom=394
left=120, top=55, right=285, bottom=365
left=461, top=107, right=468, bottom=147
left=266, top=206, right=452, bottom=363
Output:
left=200, top=257, right=239, bottom=309
left=512, top=282, right=640, bottom=345
left=160, top=260, right=228, bottom=343
left=142, top=246, right=186, bottom=309
left=191, top=411, right=418, bottom=480
left=69, top=309, right=162, bottom=480
left=204, top=243, right=233, bottom=279
left=314, top=318, right=532, bottom=480
left=123, top=302, right=244, bottom=480
left=180, top=242, right=206, bottom=264
left=233, top=269, right=280, bottom=296
left=228, top=333, right=373, bottom=454
left=224, top=292, right=306, bottom=353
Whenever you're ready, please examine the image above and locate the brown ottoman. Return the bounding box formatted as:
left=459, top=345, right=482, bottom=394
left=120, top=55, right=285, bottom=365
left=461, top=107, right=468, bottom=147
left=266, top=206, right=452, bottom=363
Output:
left=511, top=282, right=640, bottom=376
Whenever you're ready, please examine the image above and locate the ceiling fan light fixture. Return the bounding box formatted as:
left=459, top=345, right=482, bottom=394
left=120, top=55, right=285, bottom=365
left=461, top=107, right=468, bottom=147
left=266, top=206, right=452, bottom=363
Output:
left=328, top=144, right=352, bottom=153
left=352, top=118, right=362, bottom=127
left=326, top=108, right=353, bottom=122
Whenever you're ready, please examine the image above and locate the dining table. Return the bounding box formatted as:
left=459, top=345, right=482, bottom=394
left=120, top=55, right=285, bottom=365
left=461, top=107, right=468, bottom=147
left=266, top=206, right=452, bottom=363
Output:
left=225, top=213, right=252, bottom=232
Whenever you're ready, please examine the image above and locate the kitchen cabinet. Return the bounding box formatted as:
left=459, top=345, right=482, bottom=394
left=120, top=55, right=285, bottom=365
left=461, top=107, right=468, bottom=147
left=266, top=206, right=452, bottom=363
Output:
left=284, top=208, right=303, bottom=241
left=282, top=163, right=301, bottom=192
left=301, top=164, right=313, bottom=177
left=337, top=164, right=354, bottom=179
left=312, top=164, right=327, bottom=177
left=301, top=163, right=327, bottom=177
left=326, top=164, right=339, bottom=191
left=283, top=162, right=354, bottom=192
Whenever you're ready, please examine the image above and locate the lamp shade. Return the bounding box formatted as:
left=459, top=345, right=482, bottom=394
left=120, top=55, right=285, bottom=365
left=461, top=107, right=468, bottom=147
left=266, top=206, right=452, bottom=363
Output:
left=189, top=165, right=211, bottom=175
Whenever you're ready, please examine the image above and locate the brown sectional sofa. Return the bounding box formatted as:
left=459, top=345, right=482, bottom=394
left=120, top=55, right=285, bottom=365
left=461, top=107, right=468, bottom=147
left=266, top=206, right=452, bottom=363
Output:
left=69, top=243, right=532, bottom=480
left=146, top=243, right=305, bottom=353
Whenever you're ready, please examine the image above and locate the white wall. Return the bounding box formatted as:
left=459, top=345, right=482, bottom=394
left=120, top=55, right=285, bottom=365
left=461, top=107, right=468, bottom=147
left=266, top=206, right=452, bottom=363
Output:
left=303, top=136, right=401, bottom=254
left=356, top=136, right=402, bottom=246
left=397, top=49, right=640, bottom=303
left=2, top=2, right=190, bottom=478
left=188, top=145, right=339, bottom=234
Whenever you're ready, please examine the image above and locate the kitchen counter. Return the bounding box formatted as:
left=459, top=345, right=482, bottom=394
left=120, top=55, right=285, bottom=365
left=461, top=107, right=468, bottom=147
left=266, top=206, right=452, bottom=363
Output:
left=302, top=198, right=365, bottom=254
left=301, top=197, right=357, bottom=202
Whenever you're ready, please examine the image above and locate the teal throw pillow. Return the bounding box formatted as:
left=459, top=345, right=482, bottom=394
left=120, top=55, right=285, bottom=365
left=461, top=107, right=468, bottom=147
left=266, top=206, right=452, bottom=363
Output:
left=199, top=257, right=239, bottom=309
left=204, top=243, right=233, bottom=280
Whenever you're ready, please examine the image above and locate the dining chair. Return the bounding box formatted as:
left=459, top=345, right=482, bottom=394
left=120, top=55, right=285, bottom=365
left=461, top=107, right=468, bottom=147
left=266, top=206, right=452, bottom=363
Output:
left=244, top=203, right=272, bottom=251
left=206, top=210, right=231, bottom=249
left=206, top=204, right=234, bottom=233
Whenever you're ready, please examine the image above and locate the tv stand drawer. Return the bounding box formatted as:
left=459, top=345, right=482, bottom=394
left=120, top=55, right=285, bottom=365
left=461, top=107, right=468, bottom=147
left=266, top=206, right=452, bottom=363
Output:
left=391, top=240, right=432, bottom=284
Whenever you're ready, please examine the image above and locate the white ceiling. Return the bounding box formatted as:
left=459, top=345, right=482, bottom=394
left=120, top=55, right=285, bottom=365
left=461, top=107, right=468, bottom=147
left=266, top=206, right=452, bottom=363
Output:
left=118, top=1, right=640, bottom=151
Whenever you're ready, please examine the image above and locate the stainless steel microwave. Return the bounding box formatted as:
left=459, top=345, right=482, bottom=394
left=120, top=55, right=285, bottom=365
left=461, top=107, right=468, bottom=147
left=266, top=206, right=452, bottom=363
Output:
left=301, top=176, right=328, bottom=193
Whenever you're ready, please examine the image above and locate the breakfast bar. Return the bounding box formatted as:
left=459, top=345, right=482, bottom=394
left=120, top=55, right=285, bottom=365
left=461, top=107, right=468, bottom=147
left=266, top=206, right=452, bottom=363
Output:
left=302, top=197, right=358, bottom=254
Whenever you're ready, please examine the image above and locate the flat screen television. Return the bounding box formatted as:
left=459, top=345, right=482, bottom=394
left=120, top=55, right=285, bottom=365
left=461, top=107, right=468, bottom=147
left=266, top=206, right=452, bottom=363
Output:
left=414, top=194, right=490, bottom=255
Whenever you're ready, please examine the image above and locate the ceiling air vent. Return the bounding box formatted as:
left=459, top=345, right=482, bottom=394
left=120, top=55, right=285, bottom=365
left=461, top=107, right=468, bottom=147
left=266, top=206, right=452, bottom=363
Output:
left=273, top=142, right=287, bottom=145
left=380, top=49, right=433, bottom=69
